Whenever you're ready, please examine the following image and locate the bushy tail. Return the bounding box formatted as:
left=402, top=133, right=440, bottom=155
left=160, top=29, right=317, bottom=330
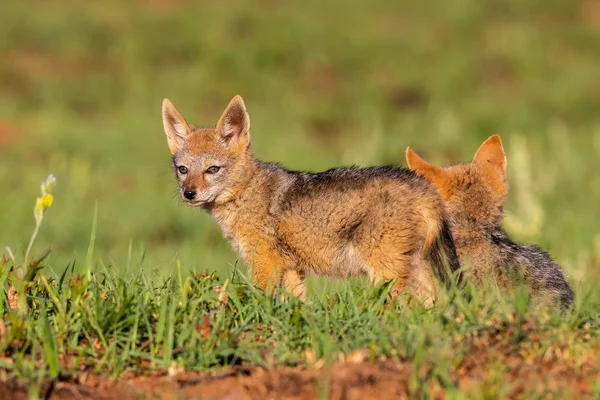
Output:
left=501, top=238, right=575, bottom=310
left=530, top=255, right=574, bottom=309
left=426, top=219, right=463, bottom=289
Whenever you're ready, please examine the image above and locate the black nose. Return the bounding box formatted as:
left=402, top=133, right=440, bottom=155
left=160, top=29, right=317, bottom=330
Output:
left=183, top=189, right=196, bottom=200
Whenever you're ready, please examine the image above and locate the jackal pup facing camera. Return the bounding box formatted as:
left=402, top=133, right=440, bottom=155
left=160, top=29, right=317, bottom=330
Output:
left=162, top=95, right=462, bottom=303
left=406, top=135, right=574, bottom=308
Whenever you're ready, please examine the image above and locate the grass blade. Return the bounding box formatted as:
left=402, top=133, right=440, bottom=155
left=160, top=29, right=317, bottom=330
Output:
left=84, top=201, right=98, bottom=282
left=39, top=305, right=60, bottom=378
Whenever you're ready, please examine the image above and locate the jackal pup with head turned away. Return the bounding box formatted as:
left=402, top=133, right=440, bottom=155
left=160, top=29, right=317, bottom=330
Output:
left=162, top=95, right=462, bottom=302
left=406, top=135, right=574, bottom=308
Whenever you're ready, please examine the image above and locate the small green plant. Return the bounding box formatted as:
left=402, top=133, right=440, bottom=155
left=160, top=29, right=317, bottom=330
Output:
left=3, top=174, right=56, bottom=313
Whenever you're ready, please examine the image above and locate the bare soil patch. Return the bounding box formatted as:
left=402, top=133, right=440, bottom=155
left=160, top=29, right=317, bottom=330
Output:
left=1, top=343, right=597, bottom=400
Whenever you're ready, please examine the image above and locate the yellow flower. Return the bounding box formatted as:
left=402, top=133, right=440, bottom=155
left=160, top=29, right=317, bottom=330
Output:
left=41, top=193, right=53, bottom=209
left=34, top=193, right=54, bottom=223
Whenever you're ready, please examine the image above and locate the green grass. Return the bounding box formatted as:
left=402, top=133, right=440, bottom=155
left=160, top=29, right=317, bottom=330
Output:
left=1, top=251, right=598, bottom=398
left=1, top=0, right=600, bottom=397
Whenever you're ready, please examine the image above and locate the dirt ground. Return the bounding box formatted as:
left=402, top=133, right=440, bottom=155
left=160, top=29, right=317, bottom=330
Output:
left=1, top=342, right=598, bottom=400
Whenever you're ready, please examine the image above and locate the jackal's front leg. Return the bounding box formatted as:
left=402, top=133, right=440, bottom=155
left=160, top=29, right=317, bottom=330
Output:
left=249, top=244, right=305, bottom=299
left=249, top=245, right=286, bottom=292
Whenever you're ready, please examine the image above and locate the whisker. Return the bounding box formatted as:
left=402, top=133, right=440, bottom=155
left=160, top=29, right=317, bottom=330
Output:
left=169, top=187, right=181, bottom=203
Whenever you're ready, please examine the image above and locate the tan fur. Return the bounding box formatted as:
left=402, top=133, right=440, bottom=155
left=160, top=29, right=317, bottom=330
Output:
left=162, top=95, right=461, bottom=303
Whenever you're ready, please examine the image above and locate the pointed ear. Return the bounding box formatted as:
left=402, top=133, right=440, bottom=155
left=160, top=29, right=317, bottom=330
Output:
left=405, top=147, right=444, bottom=182
left=215, top=95, right=250, bottom=151
left=472, top=135, right=507, bottom=173
left=472, top=135, right=508, bottom=198
left=406, top=147, right=456, bottom=200
left=162, top=98, right=191, bottom=154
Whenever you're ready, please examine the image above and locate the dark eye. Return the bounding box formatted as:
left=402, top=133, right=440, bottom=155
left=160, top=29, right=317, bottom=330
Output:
left=206, top=166, right=220, bottom=174
left=178, top=166, right=188, bottom=174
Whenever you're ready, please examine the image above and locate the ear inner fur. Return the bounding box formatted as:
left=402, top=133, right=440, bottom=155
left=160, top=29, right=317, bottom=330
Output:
left=471, top=135, right=507, bottom=199
left=216, top=95, right=251, bottom=150
left=162, top=98, right=191, bottom=154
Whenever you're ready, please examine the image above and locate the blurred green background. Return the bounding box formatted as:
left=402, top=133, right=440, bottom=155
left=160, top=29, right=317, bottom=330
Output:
left=1, top=0, right=599, bottom=290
